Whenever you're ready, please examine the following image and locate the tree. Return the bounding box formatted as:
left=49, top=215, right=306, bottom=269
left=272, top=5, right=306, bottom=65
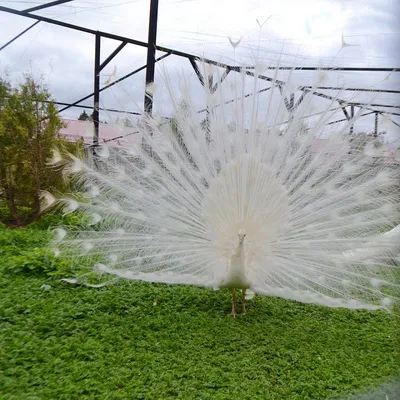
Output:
left=79, top=109, right=108, bottom=124
left=78, top=110, right=90, bottom=121
left=0, top=75, right=79, bottom=226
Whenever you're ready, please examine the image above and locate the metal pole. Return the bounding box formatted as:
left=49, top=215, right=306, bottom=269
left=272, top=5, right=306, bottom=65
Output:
left=350, top=105, right=354, bottom=134
left=144, top=0, right=159, bottom=116
left=93, top=31, right=101, bottom=146
left=374, top=112, right=378, bottom=137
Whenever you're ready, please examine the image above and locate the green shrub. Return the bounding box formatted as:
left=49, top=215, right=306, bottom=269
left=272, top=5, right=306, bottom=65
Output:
left=28, top=211, right=88, bottom=230
left=0, top=224, right=97, bottom=279
left=0, top=205, right=33, bottom=226
left=5, top=247, right=65, bottom=275
left=0, top=228, right=49, bottom=257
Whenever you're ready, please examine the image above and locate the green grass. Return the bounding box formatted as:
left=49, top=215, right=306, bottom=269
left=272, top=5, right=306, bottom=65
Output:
left=0, top=226, right=399, bottom=399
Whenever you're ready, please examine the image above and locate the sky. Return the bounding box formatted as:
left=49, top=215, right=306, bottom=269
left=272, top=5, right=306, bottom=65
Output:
left=0, top=0, right=399, bottom=145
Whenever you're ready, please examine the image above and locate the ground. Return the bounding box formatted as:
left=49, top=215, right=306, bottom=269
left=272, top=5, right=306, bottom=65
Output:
left=0, top=225, right=399, bottom=399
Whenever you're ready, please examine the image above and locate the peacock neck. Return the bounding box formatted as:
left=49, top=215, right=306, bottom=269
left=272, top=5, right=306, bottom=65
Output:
left=234, top=241, right=245, bottom=257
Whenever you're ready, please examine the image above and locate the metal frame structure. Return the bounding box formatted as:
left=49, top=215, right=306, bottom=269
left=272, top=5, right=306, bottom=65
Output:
left=1, top=1, right=399, bottom=145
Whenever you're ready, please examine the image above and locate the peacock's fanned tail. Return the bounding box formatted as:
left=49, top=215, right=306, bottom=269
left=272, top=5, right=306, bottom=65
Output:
left=52, top=66, right=400, bottom=311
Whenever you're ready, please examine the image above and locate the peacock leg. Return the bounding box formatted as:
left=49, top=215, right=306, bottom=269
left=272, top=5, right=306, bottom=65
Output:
left=242, top=289, right=247, bottom=315
left=230, top=288, right=237, bottom=317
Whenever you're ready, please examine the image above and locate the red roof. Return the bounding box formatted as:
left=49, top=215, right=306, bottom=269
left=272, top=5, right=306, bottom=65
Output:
left=58, top=119, right=142, bottom=148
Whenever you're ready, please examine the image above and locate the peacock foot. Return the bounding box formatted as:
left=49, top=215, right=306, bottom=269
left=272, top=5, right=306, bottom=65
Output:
left=229, top=311, right=237, bottom=318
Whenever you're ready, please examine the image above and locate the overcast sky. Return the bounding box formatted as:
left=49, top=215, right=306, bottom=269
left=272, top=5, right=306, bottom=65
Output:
left=0, top=0, right=399, bottom=144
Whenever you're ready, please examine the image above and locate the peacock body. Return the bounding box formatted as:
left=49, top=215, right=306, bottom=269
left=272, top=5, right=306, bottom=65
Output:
left=51, top=64, right=400, bottom=313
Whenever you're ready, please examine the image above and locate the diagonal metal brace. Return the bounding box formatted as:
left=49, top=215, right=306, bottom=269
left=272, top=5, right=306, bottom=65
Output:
left=0, top=20, right=40, bottom=51
left=210, top=67, right=231, bottom=94
left=278, top=85, right=291, bottom=111
left=189, top=58, right=205, bottom=86
left=23, top=0, right=73, bottom=13
left=339, top=101, right=351, bottom=120
left=294, top=90, right=308, bottom=109
left=289, top=93, right=294, bottom=110
left=99, top=41, right=128, bottom=71
left=58, top=52, right=171, bottom=113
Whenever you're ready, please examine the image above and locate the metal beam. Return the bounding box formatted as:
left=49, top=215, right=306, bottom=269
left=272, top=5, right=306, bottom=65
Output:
left=346, top=102, right=400, bottom=109
left=294, top=90, right=307, bottom=109
left=0, top=20, right=40, bottom=51
left=231, top=68, right=400, bottom=111
left=249, top=70, right=331, bottom=106
left=101, top=130, right=140, bottom=145
left=283, top=96, right=291, bottom=111
left=279, top=90, right=296, bottom=112
left=198, top=88, right=400, bottom=119
left=231, top=66, right=398, bottom=72
left=289, top=93, right=294, bottom=111
left=25, top=97, right=140, bottom=115
left=340, top=102, right=351, bottom=120
left=93, top=32, right=101, bottom=146
left=325, top=111, right=375, bottom=126
left=52, top=101, right=140, bottom=115
left=302, top=86, right=400, bottom=94
left=189, top=58, right=205, bottom=86
left=391, top=119, right=400, bottom=128
left=277, top=85, right=291, bottom=111
left=23, top=0, right=73, bottom=13
left=208, top=75, right=213, bottom=91
left=197, top=85, right=273, bottom=113
left=211, top=67, right=231, bottom=93
left=144, top=0, right=159, bottom=115
left=349, top=105, right=355, bottom=134
left=99, top=41, right=127, bottom=71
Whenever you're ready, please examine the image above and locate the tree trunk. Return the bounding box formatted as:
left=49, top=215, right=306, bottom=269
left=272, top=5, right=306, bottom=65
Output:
left=0, top=165, right=21, bottom=225
left=5, top=186, right=21, bottom=226
left=31, top=192, right=41, bottom=221
left=8, top=193, right=21, bottom=226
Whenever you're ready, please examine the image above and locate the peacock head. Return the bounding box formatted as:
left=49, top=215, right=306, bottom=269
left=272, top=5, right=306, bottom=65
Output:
left=238, top=229, right=246, bottom=245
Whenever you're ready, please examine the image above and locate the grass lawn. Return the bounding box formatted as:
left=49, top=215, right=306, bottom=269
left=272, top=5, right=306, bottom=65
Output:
left=0, top=226, right=399, bottom=399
